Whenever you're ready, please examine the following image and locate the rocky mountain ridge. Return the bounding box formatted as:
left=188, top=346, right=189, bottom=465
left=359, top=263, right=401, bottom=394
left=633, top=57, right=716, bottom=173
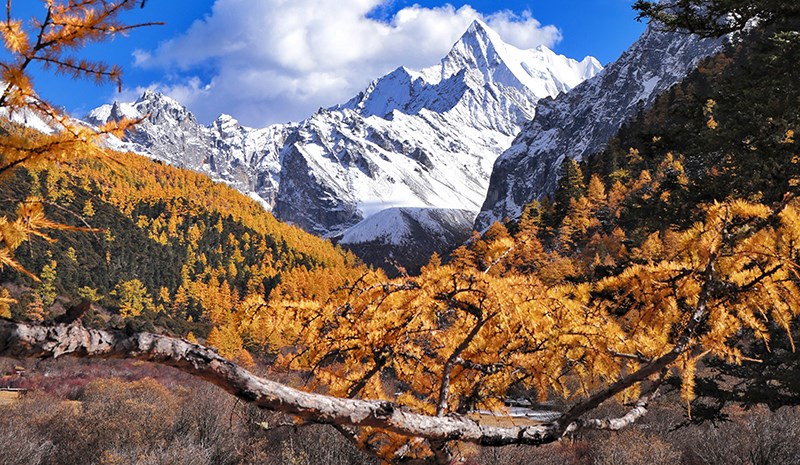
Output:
left=475, top=26, right=726, bottom=229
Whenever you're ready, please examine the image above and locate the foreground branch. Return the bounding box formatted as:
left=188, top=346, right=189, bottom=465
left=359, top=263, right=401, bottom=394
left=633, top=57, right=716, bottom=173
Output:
left=0, top=320, right=564, bottom=448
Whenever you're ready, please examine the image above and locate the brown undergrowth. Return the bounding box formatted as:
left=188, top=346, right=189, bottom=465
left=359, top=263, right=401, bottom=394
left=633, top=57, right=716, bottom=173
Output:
left=2, top=358, right=799, bottom=465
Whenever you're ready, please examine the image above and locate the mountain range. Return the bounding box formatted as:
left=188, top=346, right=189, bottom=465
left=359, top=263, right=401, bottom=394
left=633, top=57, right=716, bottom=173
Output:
left=86, top=20, right=600, bottom=241
left=83, top=19, right=724, bottom=272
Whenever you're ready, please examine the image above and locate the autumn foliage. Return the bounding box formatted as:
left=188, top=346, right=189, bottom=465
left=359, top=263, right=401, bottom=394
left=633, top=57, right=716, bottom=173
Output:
left=0, top=2, right=799, bottom=465
left=0, top=0, right=153, bottom=280
left=249, top=185, right=799, bottom=459
left=0, top=3, right=364, bottom=361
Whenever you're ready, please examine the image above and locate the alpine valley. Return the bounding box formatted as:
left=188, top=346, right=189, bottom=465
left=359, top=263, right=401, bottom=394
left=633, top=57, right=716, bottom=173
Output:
left=85, top=19, right=600, bottom=272
left=87, top=19, right=719, bottom=272
left=5, top=3, right=800, bottom=463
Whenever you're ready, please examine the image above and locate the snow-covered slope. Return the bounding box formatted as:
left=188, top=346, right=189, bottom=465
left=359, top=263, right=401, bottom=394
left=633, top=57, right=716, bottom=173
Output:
left=336, top=208, right=476, bottom=276
left=0, top=83, right=58, bottom=135
left=88, top=19, right=600, bottom=237
left=475, top=27, right=725, bottom=230
left=86, top=93, right=291, bottom=208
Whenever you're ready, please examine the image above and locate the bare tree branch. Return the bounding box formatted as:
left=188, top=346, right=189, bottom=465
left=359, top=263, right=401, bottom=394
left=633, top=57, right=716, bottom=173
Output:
left=437, top=312, right=496, bottom=416
left=575, top=377, right=664, bottom=432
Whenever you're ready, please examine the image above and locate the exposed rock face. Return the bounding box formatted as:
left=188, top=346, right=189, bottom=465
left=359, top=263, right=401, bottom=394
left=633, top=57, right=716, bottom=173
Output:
left=86, top=93, right=290, bottom=209
left=475, top=27, right=724, bottom=230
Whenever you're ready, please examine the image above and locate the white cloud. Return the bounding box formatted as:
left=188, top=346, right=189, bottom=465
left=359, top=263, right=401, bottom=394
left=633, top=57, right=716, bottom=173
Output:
left=133, top=0, right=562, bottom=126
left=131, top=49, right=152, bottom=67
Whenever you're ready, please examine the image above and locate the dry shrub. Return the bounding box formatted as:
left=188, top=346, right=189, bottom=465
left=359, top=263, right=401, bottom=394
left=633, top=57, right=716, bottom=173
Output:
left=591, top=429, right=680, bottom=465
left=83, top=378, right=180, bottom=444
left=0, top=419, right=52, bottom=465
left=268, top=424, right=378, bottom=465
left=676, top=406, right=800, bottom=465
left=477, top=439, right=592, bottom=465
left=10, top=367, right=797, bottom=465
left=97, top=441, right=217, bottom=465
left=0, top=377, right=238, bottom=465
left=0, top=371, right=376, bottom=465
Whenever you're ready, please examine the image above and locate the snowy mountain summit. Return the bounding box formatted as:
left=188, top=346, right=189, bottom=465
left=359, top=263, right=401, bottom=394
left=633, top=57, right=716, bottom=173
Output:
left=87, top=19, right=601, bottom=237
left=339, top=20, right=601, bottom=125
left=441, top=20, right=600, bottom=97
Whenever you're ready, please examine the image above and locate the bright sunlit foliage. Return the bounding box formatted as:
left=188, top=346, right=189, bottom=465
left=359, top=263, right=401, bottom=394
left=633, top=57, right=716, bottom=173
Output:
left=0, top=0, right=153, bottom=279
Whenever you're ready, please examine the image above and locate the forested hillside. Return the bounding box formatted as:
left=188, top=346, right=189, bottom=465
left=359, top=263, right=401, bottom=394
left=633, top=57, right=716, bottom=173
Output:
left=479, top=18, right=800, bottom=417
left=0, top=141, right=365, bottom=360
left=507, top=22, right=800, bottom=277
left=587, top=28, right=799, bottom=228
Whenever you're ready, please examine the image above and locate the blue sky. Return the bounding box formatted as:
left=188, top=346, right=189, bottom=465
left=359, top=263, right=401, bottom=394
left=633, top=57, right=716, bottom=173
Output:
left=17, top=0, right=645, bottom=126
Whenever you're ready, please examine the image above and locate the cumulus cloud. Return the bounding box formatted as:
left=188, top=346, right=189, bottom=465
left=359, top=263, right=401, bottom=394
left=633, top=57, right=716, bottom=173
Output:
left=133, top=0, right=562, bottom=126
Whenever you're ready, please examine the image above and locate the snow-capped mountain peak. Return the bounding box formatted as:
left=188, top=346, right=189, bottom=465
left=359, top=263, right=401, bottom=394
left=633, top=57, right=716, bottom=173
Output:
left=87, top=90, right=192, bottom=128
left=212, top=114, right=245, bottom=137
left=86, top=100, right=140, bottom=125
left=441, top=19, right=602, bottom=98
left=579, top=55, right=604, bottom=79
left=339, top=20, right=600, bottom=127
left=136, top=89, right=178, bottom=106
left=441, top=18, right=515, bottom=82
